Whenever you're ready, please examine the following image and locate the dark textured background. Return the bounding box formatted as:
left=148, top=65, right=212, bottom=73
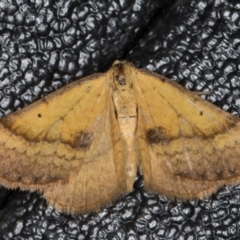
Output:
left=0, top=0, right=240, bottom=239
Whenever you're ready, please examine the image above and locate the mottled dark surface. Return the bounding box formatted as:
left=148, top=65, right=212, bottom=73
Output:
left=0, top=0, right=240, bottom=239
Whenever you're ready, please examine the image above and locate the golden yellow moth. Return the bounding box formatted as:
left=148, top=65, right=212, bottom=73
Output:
left=0, top=60, right=240, bottom=214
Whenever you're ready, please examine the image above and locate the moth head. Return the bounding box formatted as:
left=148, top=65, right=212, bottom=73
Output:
left=112, top=61, right=133, bottom=91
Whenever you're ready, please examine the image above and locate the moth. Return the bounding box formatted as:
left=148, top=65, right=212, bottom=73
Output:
left=0, top=60, right=240, bottom=214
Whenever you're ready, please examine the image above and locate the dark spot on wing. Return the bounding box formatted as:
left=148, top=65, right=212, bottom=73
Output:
left=72, top=132, right=93, bottom=149
left=146, top=127, right=170, bottom=145
left=38, top=113, right=42, bottom=118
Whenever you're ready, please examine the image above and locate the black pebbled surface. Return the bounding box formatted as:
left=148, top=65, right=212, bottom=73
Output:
left=0, top=0, right=240, bottom=239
